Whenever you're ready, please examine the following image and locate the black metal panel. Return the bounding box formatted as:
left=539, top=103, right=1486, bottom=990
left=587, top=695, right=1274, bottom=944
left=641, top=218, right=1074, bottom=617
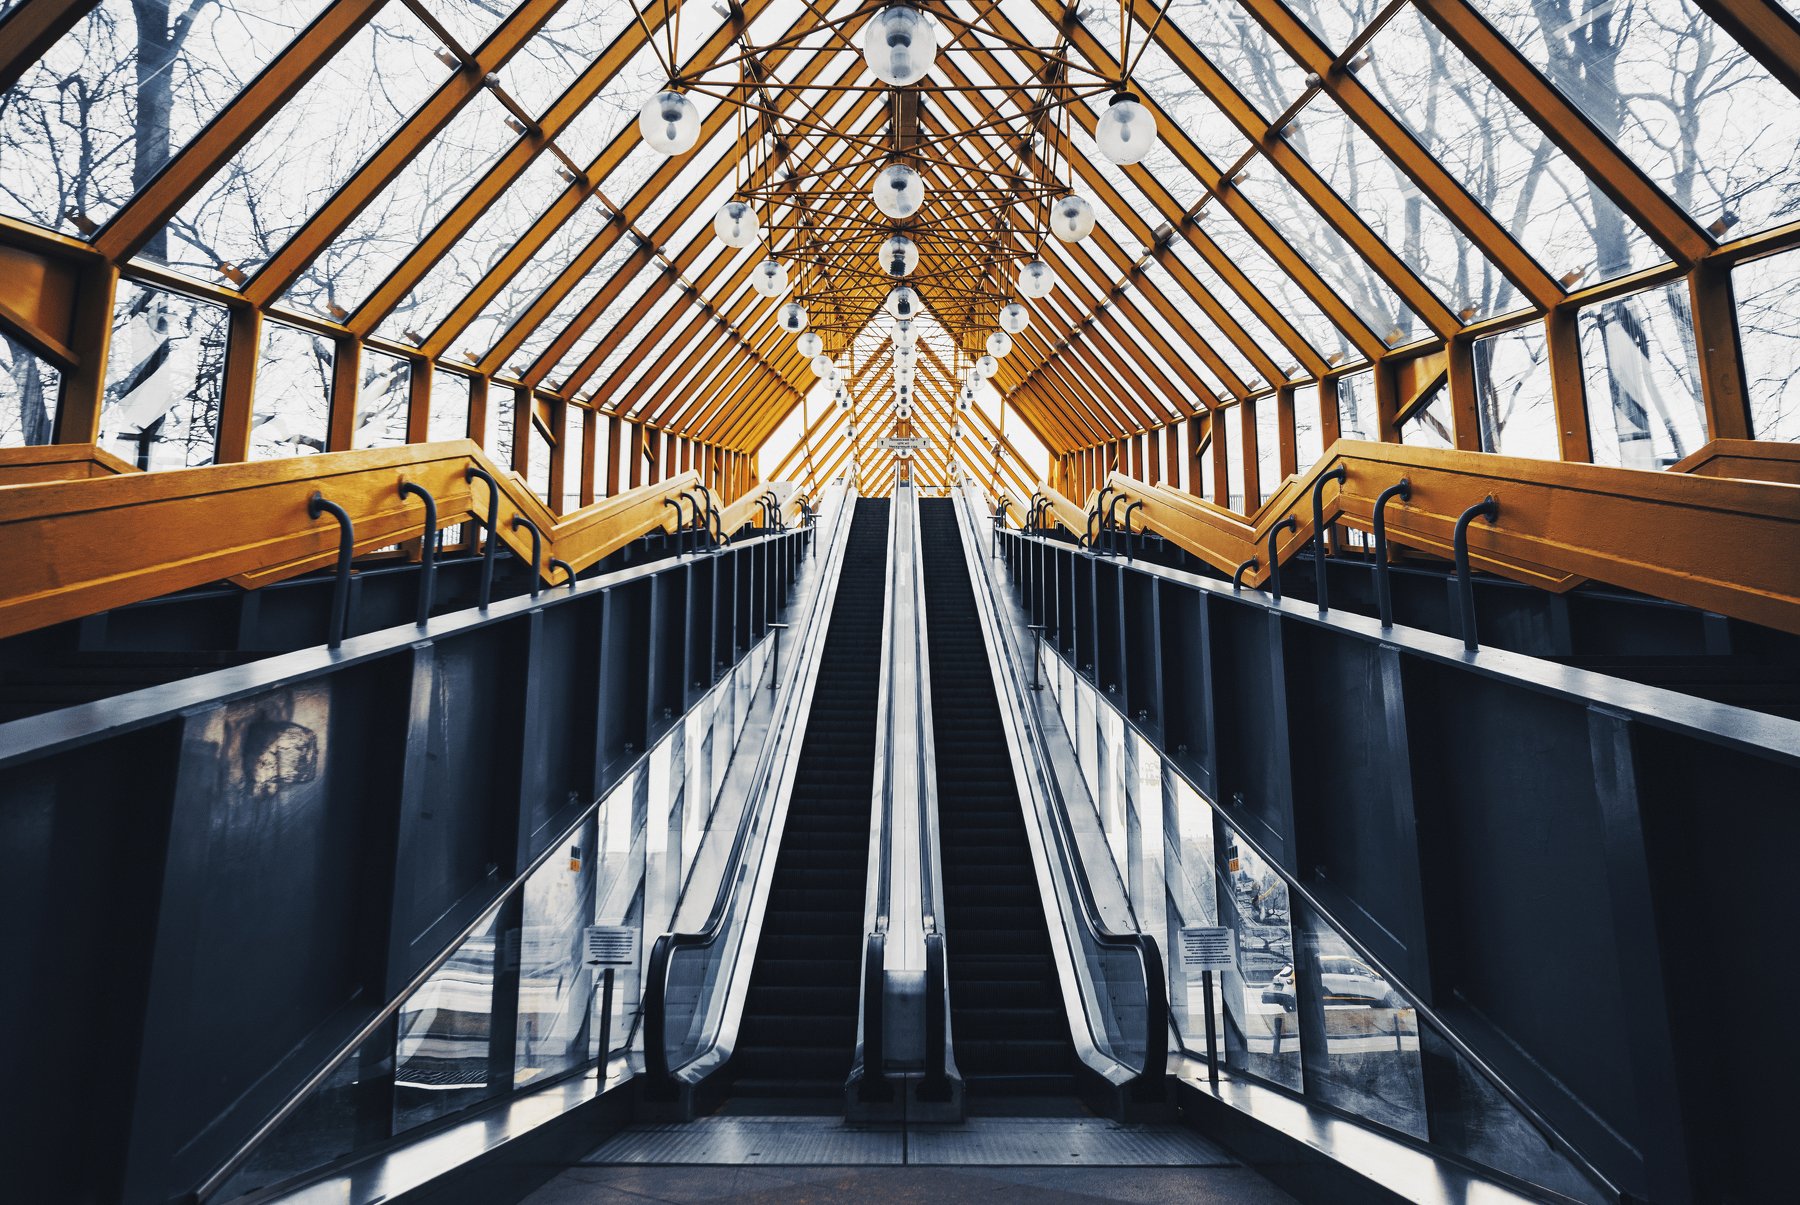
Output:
left=646, top=569, right=688, bottom=742
left=1121, top=567, right=1162, bottom=739
left=1057, top=547, right=1077, bottom=660
left=596, top=580, right=652, bottom=783
left=686, top=557, right=717, bottom=705
left=1156, top=580, right=1212, bottom=796
left=521, top=599, right=601, bottom=857
left=1094, top=559, right=1126, bottom=700
left=1205, top=602, right=1295, bottom=864
left=713, top=551, right=736, bottom=670
left=1072, top=554, right=1096, bottom=681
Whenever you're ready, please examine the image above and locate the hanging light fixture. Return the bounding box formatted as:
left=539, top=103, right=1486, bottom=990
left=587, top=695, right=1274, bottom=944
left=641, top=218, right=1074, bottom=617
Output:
left=998, top=302, right=1030, bottom=333
left=885, top=285, right=920, bottom=320
left=975, top=354, right=999, bottom=378
left=796, top=331, right=823, bottom=357
left=810, top=353, right=836, bottom=378
left=778, top=301, right=809, bottom=333
left=879, top=233, right=919, bottom=277
left=751, top=258, right=789, bottom=298
left=986, top=331, right=1013, bottom=358
left=893, top=345, right=917, bottom=368
left=1050, top=195, right=1096, bottom=242
left=861, top=6, right=939, bottom=86
left=897, top=402, right=913, bottom=420
left=1018, top=259, right=1056, bottom=299
left=872, top=162, right=924, bottom=219
left=713, top=199, right=760, bottom=248
left=638, top=89, right=700, bottom=155
left=895, top=364, right=915, bottom=386
left=1095, top=91, right=1157, bottom=165
left=893, top=320, right=918, bottom=349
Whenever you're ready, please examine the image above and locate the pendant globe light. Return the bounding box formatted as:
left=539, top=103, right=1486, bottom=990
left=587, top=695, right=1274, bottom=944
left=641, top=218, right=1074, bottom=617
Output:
left=879, top=233, right=919, bottom=277
left=873, top=163, right=924, bottom=219
left=1050, top=194, right=1096, bottom=242
left=975, top=354, right=999, bottom=378
left=893, top=320, right=918, bottom=349
left=809, top=353, right=836, bottom=378
left=998, top=302, right=1030, bottom=333
left=861, top=6, right=939, bottom=86
left=897, top=402, right=912, bottom=420
left=778, top=301, right=808, bottom=333
left=751, top=258, right=789, bottom=298
left=1095, top=91, right=1157, bottom=165
left=638, top=90, right=699, bottom=155
left=1018, top=258, right=1056, bottom=299
left=713, top=200, right=760, bottom=248
left=836, top=389, right=851, bottom=410
left=895, top=364, right=915, bottom=387
left=885, top=285, right=920, bottom=320
left=893, top=345, right=917, bottom=368
left=796, top=331, right=823, bottom=358
left=986, top=331, right=1013, bottom=358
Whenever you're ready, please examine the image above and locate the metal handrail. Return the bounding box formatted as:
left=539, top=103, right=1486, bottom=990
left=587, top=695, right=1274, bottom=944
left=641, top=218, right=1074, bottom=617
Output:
left=951, top=486, right=1168, bottom=1098
left=641, top=487, right=858, bottom=1095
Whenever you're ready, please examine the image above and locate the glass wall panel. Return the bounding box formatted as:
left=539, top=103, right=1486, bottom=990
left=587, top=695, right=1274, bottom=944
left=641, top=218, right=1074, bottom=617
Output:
left=1294, top=904, right=1426, bottom=1139
left=1217, top=828, right=1301, bottom=1089
left=500, top=0, right=640, bottom=121
left=504, top=235, right=640, bottom=373
left=1224, top=406, right=1247, bottom=511
left=1472, top=323, right=1559, bottom=459
left=1581, top=280, right=1706, bottom=468
left=1362, top=6, right=1660, bottom=288
left=1732, top=248, right=1800, bottom=443
left=1165, top=0, right=1309, bottom=121
left=561, top=403, right=582, bottom=512
left=1294, top=383, right=1325, bottom=468
left=1197, top=208, right=1355, bottom=363
left=1279, top=0, right=1386, bottom=52
left=99, top=282, right=227, bottom=467
left=487, top=389, right=516, bottom=467
left=1143, top=259, right=1262, bottom=390
left=1337, top=369, right=1379, bottom=442
left=515, top=817, right=597, bottom=1088
left=355, top=349, right=411, bottom=449
left=0, top=329, right=61, bottom=446
left=395, top=908, right=499, bottom=1132
left=429, top=369, right=473, bottom=442
left=1399, top=389, right=1453, bottom=449
left=1254, top=394, right=1281, bottom=499
left=249, top=321, right=332, bottom=459
left=1469, top=0, right=1800, bottom=238
left=155, top=4, right=451, bottom=282
left=550, top=264, right=676, bottom=393
left=0, top=0, right=331, bottom=234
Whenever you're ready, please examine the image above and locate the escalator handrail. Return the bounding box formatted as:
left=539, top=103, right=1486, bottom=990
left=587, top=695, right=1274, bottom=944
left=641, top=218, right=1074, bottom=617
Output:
left=952, top=485, right=1169, bottom=1093
left=642, top=487, right=858, bottom=1090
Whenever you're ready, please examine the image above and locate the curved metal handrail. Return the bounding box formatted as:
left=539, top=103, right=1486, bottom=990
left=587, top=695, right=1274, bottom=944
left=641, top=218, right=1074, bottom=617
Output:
left=952, top=485, right=1168, bottom=1099
left=642, top=488, right=858, bottom=1097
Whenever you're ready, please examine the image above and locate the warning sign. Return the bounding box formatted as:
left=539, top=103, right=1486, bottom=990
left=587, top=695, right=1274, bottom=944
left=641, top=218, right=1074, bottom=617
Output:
left=1179, top=926, right=1235, bottom=975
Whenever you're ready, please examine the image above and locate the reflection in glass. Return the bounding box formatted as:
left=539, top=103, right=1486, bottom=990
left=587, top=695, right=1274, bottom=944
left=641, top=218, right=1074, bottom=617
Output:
left=356, top=349, right=410, bottom=450
left=395, top=909, right=499, bottom=1132
left=1216, top=830, right=1301, bottom=1089
left=1295, top=905, right=1426, bottom=1138
left=99, top=283, right=226, bottom=467
left=516, top=817, right=598, bottom=1088
left=528, top=409, right=552, bottom=502
left=1164, top=772, right=1219, bottom=1053
left=1164, top=0, right=1308, bottom=121
left=429, top=369, right=473, bottom=443
left=1472, top=324, right=1558, bottom=459
left=249, top=321, right=332, bottom=460
left=1254, top=394, right=1281, bottom=502
left=0, top=329, right=61, bottom=447
left=1294, top=383, right=1325, bottom=468
left=1400, top=389, right=1454, bottom=450
left=1732, top=249, right=1800, bottom=443
left=1581, top=281, right=1707, bottom=468
left=1225, top=406, right=1247, bottom=512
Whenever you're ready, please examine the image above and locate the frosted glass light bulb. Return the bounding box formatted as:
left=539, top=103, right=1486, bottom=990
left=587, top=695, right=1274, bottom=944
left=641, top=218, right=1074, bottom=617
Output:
left=998, top=302, right=1030, bottom=333
left=639, top=90, right=699, bottom=155
left=986, top=331, right=1013, bottom=358
left=796, top=331, right=823, bottom=357
left=1096, top=91, right=1157, bottom=166
left=893, top=320, right=918, bottom=349
left=751, top=258, right=789, bottom=298
left=975, top=354, right=999, bottom=378
left=885, top=285, right=920, bottom=320
left=1018, top=258, right=1055, bottom=299
left=897, top=402, right=912, bottom=420
left=1050, top=194, right=1096, bottom=243
left=879, top=233, right=919, bottom=277
left=873, top=163, right=924, bottom=219
left=713, top=200, right=760, bottom=248
left=861, top=6, right=939, bottom=86
left=810, top=354, right=836, bottom=378
left=778, top=302, right=808, bottom=333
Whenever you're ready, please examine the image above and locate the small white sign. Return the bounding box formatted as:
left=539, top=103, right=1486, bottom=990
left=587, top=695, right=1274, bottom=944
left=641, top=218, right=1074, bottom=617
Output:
left=876, top=436, right=930, bottom=450
left=584, top=925, right=639, bottom=966
left=1180, top=926, right=1235, bottom=975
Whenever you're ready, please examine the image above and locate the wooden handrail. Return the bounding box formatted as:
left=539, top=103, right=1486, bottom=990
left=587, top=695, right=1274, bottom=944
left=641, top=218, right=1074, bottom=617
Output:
left=0, top=443, right=137, bottom=486
left=1093, top=438, right=1800, bottom=636
left=0, top=441, right=712, bottom=640
left=716, top=480, right=798, bottom=538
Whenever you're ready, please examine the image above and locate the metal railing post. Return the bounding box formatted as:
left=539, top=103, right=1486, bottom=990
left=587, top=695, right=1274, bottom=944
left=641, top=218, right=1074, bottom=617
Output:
left=1266, top=515, right=1299, bottom=600
left=464, top=466, right=502, bottom=609
left=1310, top=465, right=1348, bottom=613
left=1371, top=478, right=1412, bottom=628
left=1453, top=495, right=1500, bottom=651
left=397, top=480, right=438, bottom=625
left=307, top=492, right=355, bottom=649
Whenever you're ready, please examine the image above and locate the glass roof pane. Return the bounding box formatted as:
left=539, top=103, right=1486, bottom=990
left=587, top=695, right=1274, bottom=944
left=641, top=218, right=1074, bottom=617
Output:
left=1093, top=13, right=1253, bottom=168
left=500, top=0, right=640, bottom=120
left=451, top=194, right=617, bottom=359
left=1188, top=205, right=1351, bottom=361
left=0, top=0, right=333, bottom=234
left=1276, top=0, right=1387, bottom=53
left=1164, top=236, right=1293, bottom=368
left=375, top=149, right=569, bottom=342
left=1467, top=0, right=1800, bottom=239
left=1361, top=4, right=1661, bottom=287
left=282, top=89, right=516, bottom=315
left=427, top=0, right=517, bottom=53
left=1142, top=258, right=1263, bottom=388
left=154, top=4, right=452, bottom=281
left=1284, top=93, right=1523, bottom=322
left=1121, top=293, right=1233, bottom=399
left=505, top=233, right=643, bottom=373
left=555, top=38, right=666, bottom=166
left=551, top=263, right=673, bottom=392
left=1233, top=162, right=1425, bottom=345
left=1163, top=0, right=1311, bottom=121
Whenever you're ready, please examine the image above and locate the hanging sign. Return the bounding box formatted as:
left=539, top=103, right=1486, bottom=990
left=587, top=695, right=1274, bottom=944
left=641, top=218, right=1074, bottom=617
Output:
left=876, top=436, right=930, bottom=450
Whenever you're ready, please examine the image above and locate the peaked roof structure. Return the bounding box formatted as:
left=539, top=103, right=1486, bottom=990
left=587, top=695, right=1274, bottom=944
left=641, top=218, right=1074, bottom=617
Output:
left=1, top=0, right=1796, bottom=501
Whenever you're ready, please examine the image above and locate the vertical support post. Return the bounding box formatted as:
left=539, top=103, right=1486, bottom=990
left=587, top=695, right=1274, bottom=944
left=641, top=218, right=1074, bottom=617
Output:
left=467, top=374, right=490, bottom=456
left=326, top=334, right=361, bottom=452
left=405, top=354, right=432, bottom=444
left=605, top=412, right=622, bottom=496
left=581, top=404, right=598, bottom=507
left=1446, top=334, right=1483, bottom=451
left=1240, top=400, right=1261, bottom=512
left=628, top=421, right=644, bottom=489
left=1689, top=261, right=1753, bottom=441
left=215, top=304, right=263, bottom=463
left=1545, top=308, right=1593, bottom=462
left=1277, top=384, right=1298, bottom=478
left=53, top=260, right=117, bottom=445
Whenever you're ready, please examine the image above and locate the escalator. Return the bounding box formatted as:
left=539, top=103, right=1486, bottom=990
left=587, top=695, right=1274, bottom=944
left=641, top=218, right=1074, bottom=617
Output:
left=918, top=498, right=1077, bottom=1099
left=729, top=497, right=890, bottom=1101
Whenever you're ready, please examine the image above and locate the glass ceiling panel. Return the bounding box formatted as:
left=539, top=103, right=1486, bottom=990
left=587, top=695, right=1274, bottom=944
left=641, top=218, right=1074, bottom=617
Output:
left=1093, top=13, right=1254, bottom=168
left=375, top=149, right=569, bottom=342
left=1233, top=164, right=1425, bottom=345
left=1090, top=319, right=1182, bottom=418
left=428, top=0, right=517, bottom=53
left=556, top=38, right=666, bottom=167
left=1162, top=0, right=1311, bottom=121
left=1276, top=0, right=1388, bottom=53
left=1142, top=258, right=1263, bottom=388
left=1467, top=0, right=1800, bottom=239
left=504, top=233, right=642, bottom=373
left=1361, top=4, right=1661, bottom=287
left=1186, top=205, right=1351, bottom=361
left=501, top=0, right=640, bottom=120
left=451, top=194, right=616, bottom=359
left=550, top=262, right=672, bottom=392
left=154, top=3, right=452, bottom=282
left=1163, top=238, right=1294, bottom=369
left=1284, top=93, right=1524, bottom=322
left=281, top=89, right=516, bottom=315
